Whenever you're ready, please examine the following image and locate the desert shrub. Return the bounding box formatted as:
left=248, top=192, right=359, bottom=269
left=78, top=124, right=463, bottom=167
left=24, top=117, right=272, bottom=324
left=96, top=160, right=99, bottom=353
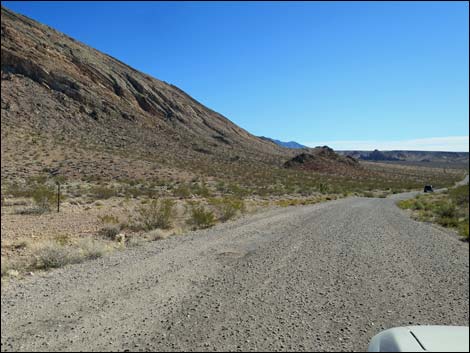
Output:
left=89, top=185, right=117, bottom=200
left=32, top=184, right=56, bottom=211
left=318, top=183, right=329, bottom=194
left=228, top=183, right=249, bottom=197
left=277, top=199, right=299, bottom=207
left=33, top=242, right=82, bottom=270
left=131, top=199, right=175, bottom=231
left=450, top=185, right=469, bottom=207
left=32, top=239, right=106, bottom=270
left=121, top=184, right=157, bottom=199
left=397, top=199, right=416, bottom=210
left=1, top=258, right=9, bottom=277
left=437, top=217, right=459, bottom=228
left=187, top=204, right=216, bottom=229
left=173, top=184, right=191, bottom=198
left=435, top=202, right=456, bottom=219
left=27, top=175, right=48, bottom=185
left=458, top=221, right=469, bottom=240
left=148, top=229, right=168, bottom=241
left=191, top=182, right=211, bottom=197
left=125, top=236, right=144, bottom=247
left=98, top=214, right=120, bottom=224
left=98, top=225, right=121, bottom=240
left=216, top=181, right=226, bottom=193
left=413, top=200, right=425, bottom=210
left=54, top=234, right=70, bottom=246
left=76, top=238, right=107, bottom=260
left=211, top=197, right=245, bottom=221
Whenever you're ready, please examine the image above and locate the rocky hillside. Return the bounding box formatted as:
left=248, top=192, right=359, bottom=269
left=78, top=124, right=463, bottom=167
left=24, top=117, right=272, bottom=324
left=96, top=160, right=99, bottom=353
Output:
left=284, top=147, right=363, bottom=175
left=1, top=6, right=294, bottom=182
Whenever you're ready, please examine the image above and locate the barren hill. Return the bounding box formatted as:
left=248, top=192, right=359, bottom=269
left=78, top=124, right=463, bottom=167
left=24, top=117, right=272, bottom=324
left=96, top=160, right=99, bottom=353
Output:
left=284, top=146, right=363, bottom=176
left=1, top=6, right=294, bottom=182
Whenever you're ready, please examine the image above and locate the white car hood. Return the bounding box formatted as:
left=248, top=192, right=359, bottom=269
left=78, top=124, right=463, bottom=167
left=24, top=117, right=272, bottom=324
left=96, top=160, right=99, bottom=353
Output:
left=368, top=325, right=469, bottom=352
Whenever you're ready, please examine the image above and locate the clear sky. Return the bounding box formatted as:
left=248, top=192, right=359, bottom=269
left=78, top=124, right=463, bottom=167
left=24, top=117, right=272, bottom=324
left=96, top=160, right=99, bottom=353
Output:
left=3, top=1, right=469, bottom=151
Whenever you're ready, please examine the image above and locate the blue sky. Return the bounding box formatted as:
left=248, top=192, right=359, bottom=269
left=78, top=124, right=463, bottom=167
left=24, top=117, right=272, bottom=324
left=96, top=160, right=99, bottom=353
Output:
left=3, top=1, right=469, bottom=151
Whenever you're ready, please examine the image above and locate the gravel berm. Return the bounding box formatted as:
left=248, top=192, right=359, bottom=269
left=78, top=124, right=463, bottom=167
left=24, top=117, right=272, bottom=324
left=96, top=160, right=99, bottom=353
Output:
left=1, top=195, right=469, bottom=351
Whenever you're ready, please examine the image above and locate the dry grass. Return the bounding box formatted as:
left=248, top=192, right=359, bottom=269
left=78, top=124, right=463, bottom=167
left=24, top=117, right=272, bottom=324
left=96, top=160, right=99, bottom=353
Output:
left=1, top=237, right=109, bottom=278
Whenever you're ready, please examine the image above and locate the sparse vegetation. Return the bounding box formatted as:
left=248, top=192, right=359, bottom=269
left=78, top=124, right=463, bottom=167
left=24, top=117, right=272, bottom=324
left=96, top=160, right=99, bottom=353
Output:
left=89, top=185, right=118, bottom=200
left=32, top=238, right=107, bottom=270
left=398, top=184, right=469, bottom=240
left=209, top=197, right=245, bottom=221
left=1, top=3, right=468, bottom=285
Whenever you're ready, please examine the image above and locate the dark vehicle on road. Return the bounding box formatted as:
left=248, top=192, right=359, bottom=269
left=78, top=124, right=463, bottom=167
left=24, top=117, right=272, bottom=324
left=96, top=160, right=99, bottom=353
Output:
left=424, top=185, right=434, bottom=193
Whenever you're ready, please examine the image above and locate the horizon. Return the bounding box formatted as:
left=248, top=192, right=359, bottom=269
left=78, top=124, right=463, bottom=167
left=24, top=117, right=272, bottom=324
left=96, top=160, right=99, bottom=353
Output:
left=3, top=1, right=469, bottom=152
left=305, top=136, right=470, bottom=152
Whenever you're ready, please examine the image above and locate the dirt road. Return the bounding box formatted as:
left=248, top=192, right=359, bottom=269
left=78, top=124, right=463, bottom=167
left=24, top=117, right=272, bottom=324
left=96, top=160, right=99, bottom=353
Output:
left=1, top=196, right=468, bottom=351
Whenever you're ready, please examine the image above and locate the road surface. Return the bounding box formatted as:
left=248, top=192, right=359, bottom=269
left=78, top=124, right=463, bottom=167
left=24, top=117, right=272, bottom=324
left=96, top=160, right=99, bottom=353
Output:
left=1, top=195, right=469, bottom=351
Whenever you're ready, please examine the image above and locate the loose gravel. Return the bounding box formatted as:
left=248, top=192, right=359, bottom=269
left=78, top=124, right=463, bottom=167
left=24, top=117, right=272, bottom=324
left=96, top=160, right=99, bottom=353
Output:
left=1, top=196, right=468, bottom=351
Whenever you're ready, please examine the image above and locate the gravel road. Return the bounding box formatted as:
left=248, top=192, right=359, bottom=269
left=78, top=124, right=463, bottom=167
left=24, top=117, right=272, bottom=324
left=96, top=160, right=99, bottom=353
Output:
left=1, top=195, right=469, bottom=352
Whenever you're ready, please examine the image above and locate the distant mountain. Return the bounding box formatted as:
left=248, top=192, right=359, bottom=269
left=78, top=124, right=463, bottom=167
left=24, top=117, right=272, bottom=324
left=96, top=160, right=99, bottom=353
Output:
left=337, top=150, right=469, bottom=164
left=259, top=137, right=306, bottom=149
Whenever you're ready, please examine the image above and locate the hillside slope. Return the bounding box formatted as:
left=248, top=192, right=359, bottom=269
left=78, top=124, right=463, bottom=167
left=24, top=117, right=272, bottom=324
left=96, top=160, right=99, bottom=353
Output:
left=1, top=6, right=293, bottom=181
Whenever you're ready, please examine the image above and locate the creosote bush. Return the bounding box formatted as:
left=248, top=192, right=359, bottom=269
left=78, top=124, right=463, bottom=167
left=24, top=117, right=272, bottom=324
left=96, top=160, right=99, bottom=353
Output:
left=187, top=203, right=216, bottom=229
left=130, top=199, right=175, bottom=231
left=210, top=197, right=245, bottom=221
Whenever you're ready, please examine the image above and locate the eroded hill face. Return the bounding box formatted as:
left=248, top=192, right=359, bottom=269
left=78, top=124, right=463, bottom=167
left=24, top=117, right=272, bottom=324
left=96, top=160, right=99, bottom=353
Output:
left=1, top=6, right=293, bottom=182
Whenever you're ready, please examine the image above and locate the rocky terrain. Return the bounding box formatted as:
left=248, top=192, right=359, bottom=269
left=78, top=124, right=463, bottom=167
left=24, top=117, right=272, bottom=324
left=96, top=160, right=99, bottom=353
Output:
left=284, top=147, right=362, bottom=175
left=1, top=6, right=297, bottom=182
left=3, top=6, right=465, bottom=187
